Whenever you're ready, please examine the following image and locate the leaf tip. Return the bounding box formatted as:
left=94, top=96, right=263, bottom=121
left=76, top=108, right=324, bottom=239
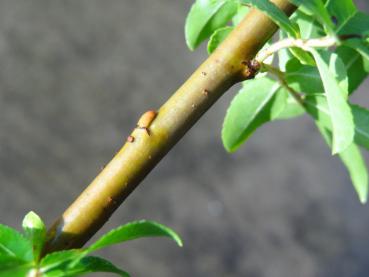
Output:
left=358, top=190, right=368, bottom=204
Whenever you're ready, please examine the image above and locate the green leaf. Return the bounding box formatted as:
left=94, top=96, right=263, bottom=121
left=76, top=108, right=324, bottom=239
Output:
left=0, top=224, right=32, bottom=263
left=274, top=95, right=305, bottom=120
left=343, top=39, right=369, bottom=61
left=310, top=50, right=354, bottom=154
left=317, top=124, right=368, bottom=203
left=289, top=0, right=334, bottom=34
left=351, top=105, right=369, bottom=151
left=242, top=0, right=299, bottom=37
left=185, top=0, right=238, bottom=50
left=304, top=97, right=369, bottom=153
left=337, top=12, right=369, bottom=36
left=326, top=0, right=357, bottom=28
left=285, top=57, right=348, bottom=95
left=289, top=48, right=315, bottom=66
left=88, top=220, right=182, bottom=252
left=292, top=11, right=324, bottom=39
left=222, top=78, right=287, bottom=152
left=40, top=249, right=86, bottom=273
left=43, top=256, right=130, bottom=277
left=336, top=45, right=369, bottom=93
left=22, top=211, right=46, bottom=262
left=0, top=265, right=33, bottom=277
left=207, top=26, right=234, bottom=54
left=232, top=4, right=249, bottom=25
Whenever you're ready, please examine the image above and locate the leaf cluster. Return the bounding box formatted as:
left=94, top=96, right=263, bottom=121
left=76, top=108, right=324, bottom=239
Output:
left=0, top=212, right=182, bottom=276
left=185, top=0, right=369, bottom=203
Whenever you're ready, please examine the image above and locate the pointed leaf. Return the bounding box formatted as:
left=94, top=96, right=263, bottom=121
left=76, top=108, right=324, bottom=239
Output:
left=22, top=211, right=46, bottom=262
left=310, top=50, right=354, bottom=154
left=185, top=0, right=238, bottom=50
left=207, top=26, right=233, bottom=53
left=222, top=78, right=287, bottom=152
left=88, top=220, right=182, bottom=252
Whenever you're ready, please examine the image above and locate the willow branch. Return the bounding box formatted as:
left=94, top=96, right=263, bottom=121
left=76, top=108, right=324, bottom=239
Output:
left=44, top=0, right=296, bottom=253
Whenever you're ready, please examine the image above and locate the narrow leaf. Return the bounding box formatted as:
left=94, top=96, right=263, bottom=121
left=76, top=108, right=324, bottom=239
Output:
left=207, top=26, right=234, bottom=54
left=22, top=211, right=46, bottom=262
left=88, top=220, right=182, bottom=252
left=185, top=0, right=238, bottom=50
left=222, top=78, right=287, bottom=152
left=310, top=50, right=354, bottom=154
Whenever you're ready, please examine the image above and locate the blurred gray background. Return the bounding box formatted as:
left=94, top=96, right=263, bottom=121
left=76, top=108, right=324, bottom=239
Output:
left=0, top=1, right=369, bottom=276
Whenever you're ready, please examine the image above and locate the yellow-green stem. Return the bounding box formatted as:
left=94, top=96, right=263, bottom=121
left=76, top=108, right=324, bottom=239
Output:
left=44, top=0, right=296, bottom=253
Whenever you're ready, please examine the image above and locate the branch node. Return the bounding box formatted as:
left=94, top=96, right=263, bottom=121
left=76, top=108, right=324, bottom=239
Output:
left=240, top=59, right=260, bottom=80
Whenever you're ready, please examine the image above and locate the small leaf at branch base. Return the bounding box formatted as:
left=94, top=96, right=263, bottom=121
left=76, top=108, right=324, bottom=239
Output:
left=207, top=26, right=234, bottom=54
